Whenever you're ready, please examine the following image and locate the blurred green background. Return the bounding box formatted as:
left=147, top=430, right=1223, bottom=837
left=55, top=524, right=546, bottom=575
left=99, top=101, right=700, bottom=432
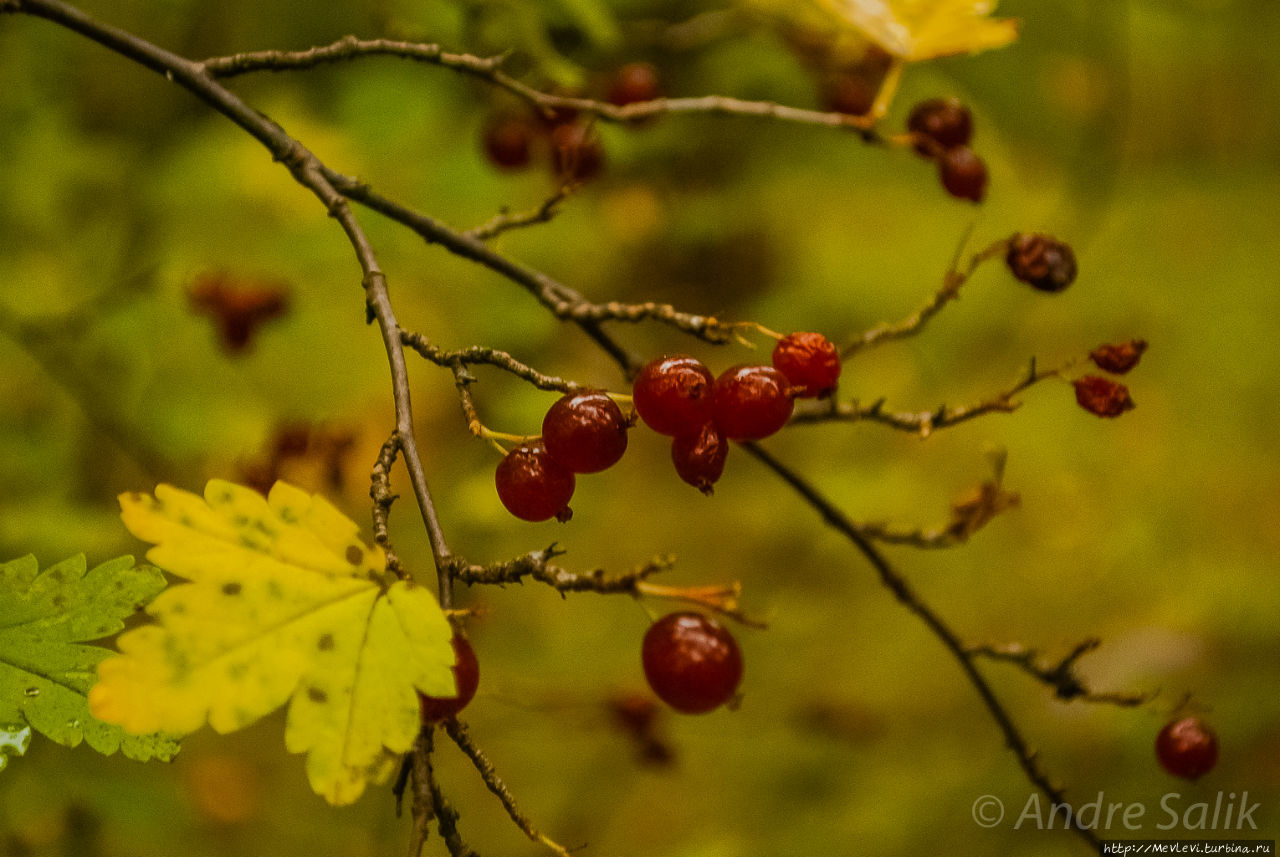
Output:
left=1, top=0, right=1277, bottom=855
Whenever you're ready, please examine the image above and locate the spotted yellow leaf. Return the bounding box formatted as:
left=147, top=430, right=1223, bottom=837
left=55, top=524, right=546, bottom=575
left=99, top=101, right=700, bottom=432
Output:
left=817, top=0, right=1018, bottom=61
left=89, top=480, right=456, bottom=805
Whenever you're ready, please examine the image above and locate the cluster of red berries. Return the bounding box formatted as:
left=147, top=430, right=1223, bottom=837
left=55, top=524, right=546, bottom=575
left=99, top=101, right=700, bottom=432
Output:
left=906, top=97, right=987, bottom=203
left=494, top=390, right=632, bottom=522
left=1156, top=716, right=1218, bottom=780
left=633, top=331, right=841, bottom=494
left=480, top=62, right=662, bottom=183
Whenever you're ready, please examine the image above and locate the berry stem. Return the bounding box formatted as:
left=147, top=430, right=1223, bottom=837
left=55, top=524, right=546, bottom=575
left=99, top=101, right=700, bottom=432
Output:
left=635, top=580, right=766, bottom=628
left=867, top=57, right=905, bottom=121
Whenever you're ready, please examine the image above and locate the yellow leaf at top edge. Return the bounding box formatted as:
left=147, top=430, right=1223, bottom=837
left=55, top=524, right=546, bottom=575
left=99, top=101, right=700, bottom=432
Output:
left=815, top=0, right=1018, bottom=61
left=93, top=480, right=456, bottom=805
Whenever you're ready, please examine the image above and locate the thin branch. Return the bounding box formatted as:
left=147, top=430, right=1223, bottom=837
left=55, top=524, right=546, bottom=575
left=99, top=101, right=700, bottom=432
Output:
left=844, top=236, right=1011, bottom=357
left=969, top=641, right=1153, bottom=706
left=401, top=334, right=579, bottom=394
left=443, top=719, right=574, bottom=857
left=739, top=441, right=1106, bottom=853
left=451, top=545, right=674, bottom=595
left=196, top=34, right=882, bottom=139
left=791, top=355, right=1062, bottom=437
left=370, top=431, right=406, bottom=578
left=465, top=185, right=573, bottom=242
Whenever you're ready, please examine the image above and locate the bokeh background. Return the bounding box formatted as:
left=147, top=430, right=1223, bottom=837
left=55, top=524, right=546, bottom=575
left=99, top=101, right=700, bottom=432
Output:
left=1, top=0, right=1277, bottom=855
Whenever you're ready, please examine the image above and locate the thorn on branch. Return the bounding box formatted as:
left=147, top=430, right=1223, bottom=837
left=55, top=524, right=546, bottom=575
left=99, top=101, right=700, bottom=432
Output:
left=968, top=640, right=1153, bottom=706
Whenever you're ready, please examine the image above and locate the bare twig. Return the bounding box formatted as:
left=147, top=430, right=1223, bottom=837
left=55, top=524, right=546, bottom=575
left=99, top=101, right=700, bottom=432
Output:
left=451, top=545, right=674, bottom=595
left=844, top=236, right=1011, bottom=357
left=969, top=641, right=1153, bottom=706
left=465, top=185, right=574, bottom=242
left=791, top=356, right=1062, bottom=437
left=443, top=720, right=574, bottom=857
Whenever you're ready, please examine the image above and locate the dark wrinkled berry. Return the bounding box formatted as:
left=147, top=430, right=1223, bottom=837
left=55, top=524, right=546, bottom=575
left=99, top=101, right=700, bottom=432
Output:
left=1007, top=233, right=1078, bottom=292
left=938, top=146, right=987, bottom=203
left=1073, top=375, right=1135, bottom=418
left=907, top=97, right=973, bottom=155
left=1090, top=340, right=1148, bottom=374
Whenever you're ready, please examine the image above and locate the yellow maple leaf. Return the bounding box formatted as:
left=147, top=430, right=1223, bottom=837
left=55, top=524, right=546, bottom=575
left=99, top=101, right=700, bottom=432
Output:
left=816, top=0, right=1018, bottom=61
left=88, top=479, right=456, bottom=805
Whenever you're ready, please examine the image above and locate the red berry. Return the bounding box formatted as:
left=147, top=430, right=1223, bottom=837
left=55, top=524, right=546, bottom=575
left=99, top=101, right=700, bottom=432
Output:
left=418, top=634, right=481, bottom=723
left=632, top=355, right=716, bottom=437
left=642, top=612, right=743, bottom=714
left=1090, top=340, right=1148, bottom=374
left=542, top=390, right=630, bottom=473
left=938, top=146, right=987, bottom=202
left=1073, top=375, right=1135, bottom=418
left=771, top=331, right=842, bottom=398
left=907, top=97, right=973, bottom=155
left=495, top=441, right=575, bottom=522
left=481, top=114, right=537, bottom=170
left=1156, top=717, right=1218, bottom=780
left=607, top=62, right=661, bottom=107
left=550, top=121, right=604, bottom=183
left=671, top=422, right=728, bottom=495
left=1007, top=233, right=1078, bottom=292
left=712, top=365, right=795, bottom=441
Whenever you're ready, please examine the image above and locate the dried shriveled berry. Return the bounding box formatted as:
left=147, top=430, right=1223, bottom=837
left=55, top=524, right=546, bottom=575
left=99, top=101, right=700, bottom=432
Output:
left=938, top=146, right=987, bottom=203
left=1156, top=717, right=1218, bottom=780
left=907, top=97, right=973, bottom=155
left=187, top=272, right=290, bottom=353
left=418, top=635, right=480, bottom=723
left=671, top=422, right=728, bottom=495
left=1007, top=233, right=1078, bottom=293
left=542, top=390, right=630, bottom=473
left=642, top=612, right=743, bottom=714
left=632, top=355, right=715, bottom=437
left=772, top=331, right=842, bottom=398
left=495, top=441, right=575, bottom=522
left=1073, top=375, right=1135, bottom=418
left=1090, top=339, right=1148, bottom=374
left=712, top=365, right=794, bottom=441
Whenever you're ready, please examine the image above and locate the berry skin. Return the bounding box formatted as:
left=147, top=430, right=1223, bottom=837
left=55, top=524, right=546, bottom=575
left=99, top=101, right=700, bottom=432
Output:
left=481, top=114, right=537, bottom=170
left=1073, top=375, right=1135, bottom=418
left=671, top=422, right=728, bottom=495
left=550, top=121, right=604, bottom=183
left=632, top=355, right=716, bottom=437
left=1007, top=233, right=1078, bottom=293
left=642, top=612, right=743, bottom=714
left=495, top=441, right=575, bottom=522
left=542, top=390, right=630, bottom=474
left=1090, top=340, right=1148, bottom=374
left=418, top=634, right=481, bottom=723
left=938, top=146, right=988, bottom=203
left=1156, top=717, right=1218, bottom=780
left=772, top=331, right=842, bottom=398
left=907, top=97, right=973, bottom=155
left=712, top=365, right=795, bottom=441
left=607, top=62, right=661, bottom=107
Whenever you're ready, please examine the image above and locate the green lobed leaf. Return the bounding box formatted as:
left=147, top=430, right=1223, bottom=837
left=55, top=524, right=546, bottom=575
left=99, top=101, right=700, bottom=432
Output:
left=0, top=554, right=179, bottom=763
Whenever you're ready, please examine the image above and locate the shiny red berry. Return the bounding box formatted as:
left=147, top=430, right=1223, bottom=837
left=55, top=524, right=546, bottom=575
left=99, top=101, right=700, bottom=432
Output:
left=712, top=365, right=794, bottom=441
left=542, top=390, right=630, bottom=473
left=481, top=114, right=537, bottom=170
left=772, top=332, right=842, bottom=398
left=1156, top=717, right=1218, bottom=780
left=671, top=422, right=728, bottom=495
left=550, top=121, right=604, bottom=183
left=1073, top=375, right=1135, bottom=418
left=632, top=355, right=715, bottom=437
left=1007, top=233, right=1078, bottom=293
left=642, top=612, right=743, bottom=714
left=608, top=62, right=661, bottom=106
left=495, top=441, right=575, bottom=522
left=418, top=634, right=481, bottom=723
left=907, top=97, right=973, bottom=155
left=938, top=146, right=987, bottom=202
